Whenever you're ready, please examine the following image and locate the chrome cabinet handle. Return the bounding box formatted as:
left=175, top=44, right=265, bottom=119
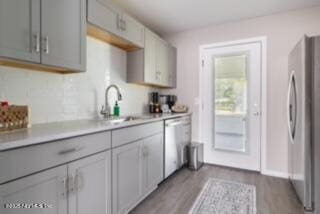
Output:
left=58, top=147, right=84, bottom=155
left=43, top=36, right=49, bottom=54
left=33, top=33, right=40, bottom=53
left=142, top=146, right=148, bottom=157
left=116, top=15, right=121, bottom=30
left=61, top=177, right=68, bottom=198
left=75, top=172, right=84, bottom=192
left=68, top=175, right=75, bottom=194
left=122, top=19, right=126, bottom=31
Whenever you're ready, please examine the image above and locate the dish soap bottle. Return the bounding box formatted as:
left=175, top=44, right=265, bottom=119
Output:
left=113, top=101, right=120, bottom=117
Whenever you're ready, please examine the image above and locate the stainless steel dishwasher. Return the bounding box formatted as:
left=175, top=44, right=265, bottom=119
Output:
left=164, top=116, right=191, bottom=179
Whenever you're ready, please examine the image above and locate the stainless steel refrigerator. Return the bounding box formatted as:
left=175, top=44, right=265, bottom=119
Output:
left=288, top=35, right=320, bottom=213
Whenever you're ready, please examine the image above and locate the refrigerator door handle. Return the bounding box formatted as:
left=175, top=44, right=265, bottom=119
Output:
left=287, top=70, right=297, bottom=144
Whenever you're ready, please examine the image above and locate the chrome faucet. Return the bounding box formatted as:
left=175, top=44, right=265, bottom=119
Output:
left=100, top=84, right=122, bottom=118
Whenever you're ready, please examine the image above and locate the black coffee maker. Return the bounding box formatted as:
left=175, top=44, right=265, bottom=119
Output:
left=149, top=92, right=161, bottom=113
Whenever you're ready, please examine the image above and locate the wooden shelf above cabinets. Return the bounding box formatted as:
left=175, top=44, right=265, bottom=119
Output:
left=87, top=24, right=141, bottom=52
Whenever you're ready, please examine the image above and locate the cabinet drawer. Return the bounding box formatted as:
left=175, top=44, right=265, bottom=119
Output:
left=112, top=122, right=163, bottom=148
left=0, top=131, right=111, bottom=184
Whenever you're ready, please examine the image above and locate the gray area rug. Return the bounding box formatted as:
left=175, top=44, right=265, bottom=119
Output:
left=189, top=178, right=256, bottom=214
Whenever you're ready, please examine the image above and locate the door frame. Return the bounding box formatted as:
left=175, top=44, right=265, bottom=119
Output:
left=199, top=36, right=267, bottom=173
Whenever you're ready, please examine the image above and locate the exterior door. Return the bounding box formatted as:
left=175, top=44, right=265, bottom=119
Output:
left=41, top=0, right=86, bottom=71
left=68, top=151, right=112, bottom=214
left=201, top=40, right=262, bottom=171
left=0, top=0, right=40, bottom=63
left=0, top=165, right=67, bottom=214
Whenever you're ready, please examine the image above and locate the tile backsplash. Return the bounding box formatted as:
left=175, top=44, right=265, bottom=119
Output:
left=0, top=37, right=154, bottom=124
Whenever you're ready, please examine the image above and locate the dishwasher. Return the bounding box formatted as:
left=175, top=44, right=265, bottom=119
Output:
left=164, top=116, right=191, bottom=179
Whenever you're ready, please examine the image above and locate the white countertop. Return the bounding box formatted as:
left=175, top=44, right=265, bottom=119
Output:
left=0, top=113, right=191, bottom=151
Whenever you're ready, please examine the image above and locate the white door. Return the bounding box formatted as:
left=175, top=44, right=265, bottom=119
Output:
left=68, top=151, right=112, bottom=214
left=200, top=40, right=263, bottom=171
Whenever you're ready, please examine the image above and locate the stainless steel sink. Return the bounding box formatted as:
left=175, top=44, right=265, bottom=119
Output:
left=98, top=116, right=147, bottom=125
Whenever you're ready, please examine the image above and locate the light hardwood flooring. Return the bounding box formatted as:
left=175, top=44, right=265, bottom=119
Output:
left=130, top=164, right=304, bottom=214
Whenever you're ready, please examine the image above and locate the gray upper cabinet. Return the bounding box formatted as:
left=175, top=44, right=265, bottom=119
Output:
left=144, top=29, right=158, bottom=84
left=87, top=0, right=144, bottom=49
left=168, top=45, right=177, bottom=88
left=156, top=38, right=169, bottom=86
left=68, top=151, right=112, bottom=214
left=127, top=29, right=177, bottom=88
left=41, top=0, right=86, bottom=71
left=121, top=13, right=145, bottom=48
left=0, top=0, right=86, bottom=73
left=87, top=0, right=122, bottom=37
left=0, top=165, right=68, bottom=214
left=0, top=0, right=41, bottom=63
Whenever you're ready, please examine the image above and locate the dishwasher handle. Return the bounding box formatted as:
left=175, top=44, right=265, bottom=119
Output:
left=165, top=121, right=190, bottom=127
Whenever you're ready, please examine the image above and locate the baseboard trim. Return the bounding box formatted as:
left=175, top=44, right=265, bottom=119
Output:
left=261, top=170, right=289, bottom=179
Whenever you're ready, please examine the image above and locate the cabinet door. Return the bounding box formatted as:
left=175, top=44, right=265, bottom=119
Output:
left=142, top=133, right=164, bottom=194
left=168, top=45, right=177, bottom=88
left=87, top=0, right=122, bottom=37
left=41, top=0, right=86, bottom=71
left=0, top=165, right=67, bottom=214
left=144, top=29, right=157, bottom=84
left=121, top=13, right=144, bottom=48
left=68, top=151, right=111, bottom=214
left=112, top=141, right=143, bottom=214
left=0, top=0, right=40, bottom=63
left=156, top=39, right=169, bottom=86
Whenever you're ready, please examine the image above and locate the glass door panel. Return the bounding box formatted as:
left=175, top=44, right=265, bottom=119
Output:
left=214, top=54, right=248, bottom=152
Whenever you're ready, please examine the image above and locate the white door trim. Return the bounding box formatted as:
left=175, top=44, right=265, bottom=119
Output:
left=199, top=36, right=267, bottom=174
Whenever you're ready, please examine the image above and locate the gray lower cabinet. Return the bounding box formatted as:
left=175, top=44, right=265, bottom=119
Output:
left=68, top=151, right=112, bottom=214
left=0, top=0, right=86, bottom=72
left=112, top=133, right=164, bottom=214
left=0, top=151, right=111, bottom=214
left=112, top=140, right=143, bottom=214
left=0, top=0, right=41, bottom=63
left=0, top=165, right=67, bottom=214
left=142, top=133, right=164, bottom=194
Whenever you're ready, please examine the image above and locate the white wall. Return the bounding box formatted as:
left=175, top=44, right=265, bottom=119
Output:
left=0, top=37, right=153, bottom=124
left=163, top=6, right=320, bottom=175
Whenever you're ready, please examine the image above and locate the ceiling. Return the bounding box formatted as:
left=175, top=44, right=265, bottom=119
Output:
left=115, top=0, right=320, bottom=35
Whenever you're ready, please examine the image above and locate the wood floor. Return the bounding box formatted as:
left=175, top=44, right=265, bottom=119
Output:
left=130, top=164, right=304, bottom=214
